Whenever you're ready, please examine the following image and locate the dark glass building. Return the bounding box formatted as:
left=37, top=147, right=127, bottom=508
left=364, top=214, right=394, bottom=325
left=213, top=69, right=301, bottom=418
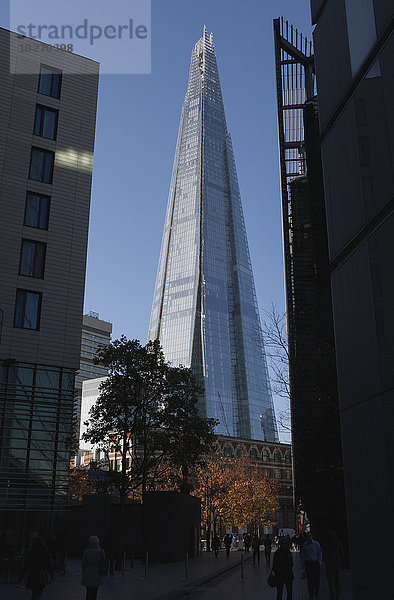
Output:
left=311, top=1, right=393, bottom=598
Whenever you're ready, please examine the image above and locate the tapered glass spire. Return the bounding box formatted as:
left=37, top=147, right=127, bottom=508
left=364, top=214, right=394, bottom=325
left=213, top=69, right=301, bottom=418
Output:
left=149, top=28, right=278, bottom=441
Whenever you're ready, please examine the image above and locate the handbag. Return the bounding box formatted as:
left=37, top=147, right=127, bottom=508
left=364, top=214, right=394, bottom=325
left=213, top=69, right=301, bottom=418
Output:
left=267, top=570, right=277, bottom=587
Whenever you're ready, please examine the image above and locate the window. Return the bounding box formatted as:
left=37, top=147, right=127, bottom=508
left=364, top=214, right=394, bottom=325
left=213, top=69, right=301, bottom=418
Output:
left=14, top=289, right=41, bottom=330
left=19, top=240, right=46, bottom=278
left=29, top=148, right=54, bottom=183
left=285, top=452, right=291, bottom=465
left=24, top=192, right=50, bottom=229
left=38, top=65, right=62, bottom=98
left=34, top=105, right=58, bottom=140
left=262, top=449, right=270, bottom=462
left=249, top=448, right=258, bottom=460
left=274, top=450, right=282, bottom=463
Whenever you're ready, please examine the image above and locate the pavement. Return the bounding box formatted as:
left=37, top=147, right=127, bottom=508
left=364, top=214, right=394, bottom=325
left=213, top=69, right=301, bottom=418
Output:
left=0, top=548, right=353, bottom=600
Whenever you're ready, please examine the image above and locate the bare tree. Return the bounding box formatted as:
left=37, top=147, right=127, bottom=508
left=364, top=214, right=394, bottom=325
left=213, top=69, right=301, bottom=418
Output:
left=262, top=304, right=291, bottom=434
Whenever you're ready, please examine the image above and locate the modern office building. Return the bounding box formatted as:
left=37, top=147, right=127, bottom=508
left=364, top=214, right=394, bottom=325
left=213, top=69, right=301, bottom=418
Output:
left=78, top=377, right=107, bottom=460
left=0, top=29, right=99, bottom=548
left=149, top=27, right=278, bottom=442
left=77, top=313, right=112, bottom=387
left=74, top=312, right=112, bottom=441
left=273, top=18, right=347, bottom=548
left=310, top=2, right=393, bottom=598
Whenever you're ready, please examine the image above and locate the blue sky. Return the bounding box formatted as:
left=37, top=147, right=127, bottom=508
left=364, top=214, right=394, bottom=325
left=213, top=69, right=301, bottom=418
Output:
left=2, top=1, right=313, bottom=440
left=83, top=1, right=313, bottom=344
left=85, top=1, right=313, bottom=441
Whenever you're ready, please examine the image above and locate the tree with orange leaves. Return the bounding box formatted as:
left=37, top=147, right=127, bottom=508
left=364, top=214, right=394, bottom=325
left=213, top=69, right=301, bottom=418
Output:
left=229, top=458, right=280, bottom=529
left=192, top=453, right=279, bottom=548
left=68, top=468, right=94, bottom=501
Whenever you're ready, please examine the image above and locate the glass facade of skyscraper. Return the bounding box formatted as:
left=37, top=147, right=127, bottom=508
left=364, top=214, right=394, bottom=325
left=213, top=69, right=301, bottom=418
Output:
left=149, top=28, right=278, bottom=442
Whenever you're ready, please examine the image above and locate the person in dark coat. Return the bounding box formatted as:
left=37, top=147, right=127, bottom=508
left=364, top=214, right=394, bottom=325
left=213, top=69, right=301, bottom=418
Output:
left=251, top=534, right=261, bottom=565
left=322, top=530, right=344, bottom=600
left=223, top=534, right=232, bottom=558
left=212, top=534, right=220, bottom=558
left=272, top=537, right=293, bottom=599
left=244, top=533, right=251, bottom=553
left=23, top=538, right=53, bottom=600
left=264, top=535, right=272, bottom=565
left=81, top=536, right=106, bottom=600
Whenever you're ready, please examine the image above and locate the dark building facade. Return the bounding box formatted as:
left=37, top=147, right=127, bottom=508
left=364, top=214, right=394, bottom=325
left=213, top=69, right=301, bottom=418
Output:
left=310, top=2, right=393, bottom=598
left=0, top=29, right=99, bottom=550
left=273, top=18, right=347, bottom=548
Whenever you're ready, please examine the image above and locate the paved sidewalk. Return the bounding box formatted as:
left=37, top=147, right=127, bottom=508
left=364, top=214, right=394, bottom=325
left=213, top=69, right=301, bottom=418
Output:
left=0, top=549, right=248, bottom=600
left=189, top=551, right=353, bottom=600
left=0, top=549, right=353, bottom=600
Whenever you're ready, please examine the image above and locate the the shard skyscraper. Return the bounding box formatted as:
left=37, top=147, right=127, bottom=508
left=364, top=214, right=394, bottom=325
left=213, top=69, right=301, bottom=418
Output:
left=149, top=28, right=278, bottom=442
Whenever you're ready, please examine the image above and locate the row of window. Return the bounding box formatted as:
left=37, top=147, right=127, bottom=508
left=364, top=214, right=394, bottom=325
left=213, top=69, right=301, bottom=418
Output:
left=14, top=64, right=63, bottom=331
left=222, top=445, right=291, bottom=464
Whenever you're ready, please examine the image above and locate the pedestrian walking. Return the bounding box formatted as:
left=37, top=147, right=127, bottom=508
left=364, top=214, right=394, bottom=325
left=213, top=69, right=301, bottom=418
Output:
left=272, top=537, right=293, bottom=599
left=223, top=534, right=232, bottom=558
left=244, top=532, right=251, bottom=553
left=323, top=530, right=344, bottom=600
left=251, top=533, right=261, bottom=565
left=264, top=535, right=272, bottom=565
left=81, top=535, right=106, bottom=600
left=212, top=535, right=220, bottom=558
left=23, top=538, right=53, bottom=600
left=300, top=532, right=323, bottom=600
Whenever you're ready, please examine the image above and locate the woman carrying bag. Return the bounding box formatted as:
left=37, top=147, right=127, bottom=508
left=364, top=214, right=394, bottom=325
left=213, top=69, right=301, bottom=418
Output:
left=271, top=537, right=294, bottom=599
left=81, top=536, right=106, bottom=600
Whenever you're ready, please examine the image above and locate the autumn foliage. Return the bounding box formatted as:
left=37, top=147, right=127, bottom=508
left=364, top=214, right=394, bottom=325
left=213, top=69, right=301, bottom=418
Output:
left=192, top=453, right=279, bottom=538
left=68, top=468, right=94, bottom=501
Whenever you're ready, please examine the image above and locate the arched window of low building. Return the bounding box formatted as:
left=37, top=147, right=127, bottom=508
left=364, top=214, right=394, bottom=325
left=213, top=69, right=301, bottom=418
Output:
left=249, top=447, right=258, bottom=460
left=236, top=446, right=245, bottom=458
left=285, top=452, right=291, bottom=464
left=262, top=448, right=270, bottom=462
left=274, top=450, right=282, bottom=463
